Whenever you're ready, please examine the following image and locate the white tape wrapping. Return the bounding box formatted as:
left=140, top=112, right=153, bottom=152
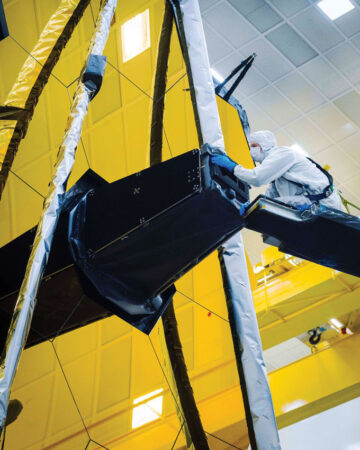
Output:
left=179, top=0, right=225, bottom=151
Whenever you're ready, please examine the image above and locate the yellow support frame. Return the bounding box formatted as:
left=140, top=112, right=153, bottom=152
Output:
left=253, top=263, right=360, bottom=349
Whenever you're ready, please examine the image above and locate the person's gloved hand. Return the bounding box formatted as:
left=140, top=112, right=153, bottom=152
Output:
left=211, top=154, right=237, bottom=173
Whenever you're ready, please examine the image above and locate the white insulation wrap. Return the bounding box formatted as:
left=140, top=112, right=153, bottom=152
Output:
left=178, top=0, right=225, bottom=151
left=222, top=235, right=281, bottom=449
left=177, top=1, right=280, bottom=448
left=0, top=0, right=117, bottom=430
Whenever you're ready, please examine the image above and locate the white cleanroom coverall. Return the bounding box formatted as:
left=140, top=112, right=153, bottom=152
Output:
left=234, top=130, right=342, bottom=210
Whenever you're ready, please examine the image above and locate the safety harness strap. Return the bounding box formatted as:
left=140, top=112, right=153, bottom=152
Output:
left=282, top=157, right=334, bottom=202
left=305, top=157, right=334, bottom=202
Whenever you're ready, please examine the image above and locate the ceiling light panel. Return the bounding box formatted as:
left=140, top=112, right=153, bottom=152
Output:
left=266, top=23, right=318, bottom=67
left=317, top=0, right=355, bottom=21
left=334, top=91, right=360, bottom=127
left=275, top=72, right=325, bottom=112
left=300, top=58, right=351, bottom=99
left=204, top=2, right=257, bottom=48
left=134, top=388, right=163, bottom=405
left=241, top=38, right=292, bottom=81
left=132, top=397, right=163, bottom=428
left=268, top=0, right=310, bottom=17
left=291, top=7, right=344, bottom=52
left=121, top=9, right=150, bottom=63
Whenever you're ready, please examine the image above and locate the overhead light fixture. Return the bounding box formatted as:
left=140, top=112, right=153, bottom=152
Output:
left=287, top=259, right=297, bottom=267
left=257, top=273, right=273, bottom=284
left=211, top=68, right=224, bottom=82
left=132, top=388, right=163, bottom=429
left=254, top=264, right=265, bottom=274
left=329, top=317, right=353, bottom=335
left=317, top=0, right=354, bottom=21
left=329, top=317, right=343, bottom=329
left=285, top=254, right=300, bottom=266
left=121, top=9, right=150, bottom=63
left=282, top=399, right=307, bottom=413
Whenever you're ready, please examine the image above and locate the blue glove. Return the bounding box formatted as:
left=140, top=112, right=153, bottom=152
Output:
left=296, top=204, right=310, bottom=212
left=239, top=201, right=250, bottom=216
left=211, top=154, right=237, bottom=173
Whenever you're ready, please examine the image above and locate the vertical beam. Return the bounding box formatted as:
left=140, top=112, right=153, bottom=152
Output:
left=150, top=3, right=209, bottom=448
left=0, top=0, right=117, bottom=431
left=168, top=1, right=280, bottom=448
left=149, top=0, right=173, bottom=166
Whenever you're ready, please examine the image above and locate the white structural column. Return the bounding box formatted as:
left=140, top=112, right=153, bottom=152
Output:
left=220, top=235, right=281, bottom=449
left=176, top=0, right=225, bottom=151
left=0, top=0, right=117, bottom=431
left=175, top=0, right=280, bottom=448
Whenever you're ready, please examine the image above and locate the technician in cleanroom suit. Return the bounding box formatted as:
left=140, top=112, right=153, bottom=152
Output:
left=211, top=130, right=342, bottom=210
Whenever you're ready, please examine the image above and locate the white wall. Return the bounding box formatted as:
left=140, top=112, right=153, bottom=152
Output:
left=279, top=396, right=360, bottom=450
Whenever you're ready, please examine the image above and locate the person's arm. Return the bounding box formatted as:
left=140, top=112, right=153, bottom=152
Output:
left=234, top=147, right=296, bottom=187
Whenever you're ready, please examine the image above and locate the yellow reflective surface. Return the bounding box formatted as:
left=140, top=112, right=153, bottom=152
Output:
left=1, top=1, right=359, bottom=449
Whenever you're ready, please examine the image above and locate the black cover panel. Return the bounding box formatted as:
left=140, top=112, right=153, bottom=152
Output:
left=70, top=190, right=244, bottom=333
left=69, top=149, right=247, bottom=333
left=245, top=197, right=360, bottom=277
left=74, top=150, right=202, bottom=253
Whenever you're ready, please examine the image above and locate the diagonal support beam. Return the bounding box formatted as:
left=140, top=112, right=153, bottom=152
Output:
left=0, top=0, right=117, bottom=432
